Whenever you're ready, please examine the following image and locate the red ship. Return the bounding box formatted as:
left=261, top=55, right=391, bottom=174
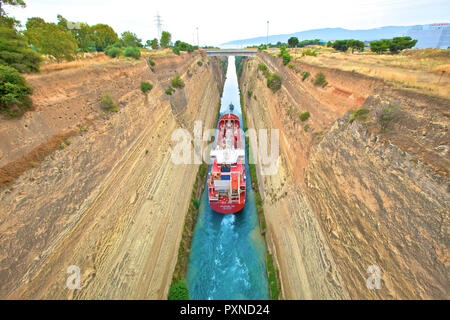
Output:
left=208, top=110, right=246, bottom=214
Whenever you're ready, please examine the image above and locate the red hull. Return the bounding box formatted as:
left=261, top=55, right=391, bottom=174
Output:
left=210, top=194, right=245, bottom=214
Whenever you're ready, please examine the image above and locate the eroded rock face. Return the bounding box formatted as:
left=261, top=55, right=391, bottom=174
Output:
left=0, top=52, right=226, bottom=299
left=239, top=52, right=449, bottom=299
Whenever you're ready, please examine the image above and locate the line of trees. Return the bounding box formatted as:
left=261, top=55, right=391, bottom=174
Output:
left=369, top=37, right=417, bottom=54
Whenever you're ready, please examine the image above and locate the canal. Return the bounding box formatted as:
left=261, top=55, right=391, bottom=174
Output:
left=185, top=56, right=270, bottom=300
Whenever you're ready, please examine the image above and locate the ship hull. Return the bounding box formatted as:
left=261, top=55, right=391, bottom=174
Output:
left=210, top=197, right=245, bottom=214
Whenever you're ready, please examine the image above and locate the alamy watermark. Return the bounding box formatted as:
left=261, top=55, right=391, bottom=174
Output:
left=366, top=265, right=381, bottom=290
left=170, top=120, right=280, bottom=175
left=66, top=265, right=81, bottom=290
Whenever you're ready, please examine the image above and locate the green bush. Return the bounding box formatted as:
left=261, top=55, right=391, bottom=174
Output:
left=193, top=198, right=200, bottom=209
left=314, top=72, right=328, bottom=87
left=380, top=105, right=398, bottom=132
left=171, top=75, right=185, bottom=88
left=0, top=65, right=33, bottom=116
left=302, top=48, right=317, bottom=57
left=247, top=90, right=253, bottom=99
left=105, top=46, right=122, bottom=58
left=165, top=87, right=174, bottom=95
left=267, top=73, right=281, bottom=92
left=302, top=71, right=310, bottom=81
left=299, top=111, right=310, bottom=121
left=168, top=280, right=189, bottom=300
left=101, top=93, right=117, bottom=112
left=141, top=81, right=153, bottom=93
left=172, top=47, right=180, bottom=55
left=148, top=58, right=155, bottom=66
left=197, top=61, right=203, bottom=67
left=282, top=52, right=291, bottom=65
left=349, top=108, right=369, bottom=123
left=123, top=47, right=140, bottom=59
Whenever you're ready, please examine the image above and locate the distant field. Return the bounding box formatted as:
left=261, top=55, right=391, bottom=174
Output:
left=270, top=47, right=450, bottom=98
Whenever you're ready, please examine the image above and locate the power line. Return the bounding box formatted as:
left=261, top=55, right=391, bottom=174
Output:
left=154, top=13, right=163, bottom=39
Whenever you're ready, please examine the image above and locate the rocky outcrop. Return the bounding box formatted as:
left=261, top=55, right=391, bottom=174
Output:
left=239, top=52, right=448, bottom=299
left=0, top=52, right=226, bottom=299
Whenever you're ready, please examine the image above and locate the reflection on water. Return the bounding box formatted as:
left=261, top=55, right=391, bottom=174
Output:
left=185, top=56, right=269, bottom=300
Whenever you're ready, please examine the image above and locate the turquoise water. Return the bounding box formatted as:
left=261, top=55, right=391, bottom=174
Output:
left=185, top=57, right=270, bottom=300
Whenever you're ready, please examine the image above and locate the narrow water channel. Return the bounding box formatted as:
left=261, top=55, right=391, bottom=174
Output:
left=185, top=56, right=270, bottom=300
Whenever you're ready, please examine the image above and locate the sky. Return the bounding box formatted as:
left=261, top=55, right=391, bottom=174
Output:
left=5, top=0, right=450, bottom=46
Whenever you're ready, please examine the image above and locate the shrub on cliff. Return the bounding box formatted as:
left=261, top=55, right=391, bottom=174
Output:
left=141, top=81, right=153, bottom=93
left=148, top=58, right=155, bottom=66
left=257, top=63, right=271, bottom=78
left=349, top=108, right=369, bottom=123
left=0, top=65, right=33, bottom=117
left=379, top=104, right=399, bottom=132
left=168, top=280, right=189, bottom=300
left=299, top=111, right=310, bottom=121
left=123, top=47, right=140, bottom=59
left=197, top=60, right=203, bottom=67
left=171, top=75, right=185, bottom=89
left=282, top=52, right=291, bottom=66
left=101, top=93, right=117, bottom=112
left=267, top=73, right=281, bottom=92
left=302, top=71, right=310, bottom=81
left=314, top=72, right=328, bottom=87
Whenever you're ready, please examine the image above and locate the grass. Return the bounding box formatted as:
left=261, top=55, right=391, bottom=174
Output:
left=277, top=46, right=450, bottom=98
left=171, top=75, right=185, bottom=89
left=101, top=93, right=117, bottom=112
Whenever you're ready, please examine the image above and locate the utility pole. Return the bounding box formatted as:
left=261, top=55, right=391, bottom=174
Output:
left=266, top=21, right=269, bottom=46
left=197, top=27, right=199, bottom=48
left=155, top=13, right=163, bottom=39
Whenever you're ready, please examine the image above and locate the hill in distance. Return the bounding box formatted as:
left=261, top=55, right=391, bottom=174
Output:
left=222, top=25, right=422, bottom=46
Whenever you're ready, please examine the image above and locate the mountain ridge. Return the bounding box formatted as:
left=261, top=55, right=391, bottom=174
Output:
left=221, top=25, right=428, bottom=46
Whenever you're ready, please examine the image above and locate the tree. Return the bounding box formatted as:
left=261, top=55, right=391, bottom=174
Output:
left=288, top=36, right=299, bottom=48
left=25, top=17, right=45, bottom=29
left=91, top=23, right=118, bottom=51
left=121, top=31, right=142, bottom=47
left=25, top=20, right=78, bottom=62
left=148, top=38, right=158, bottom=49
left=332, top=40, right=349, bottom=52
left=74, top=23, right=94, bottom=52
left=389, top=36, right=417, bottom=54
left=370, top=39, right=391, bottom=54
left=0, top=24, right=41, bottom=72
left=347, top=39, right=365, bottom=53
left=160, top=31, right=171, bottom=48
